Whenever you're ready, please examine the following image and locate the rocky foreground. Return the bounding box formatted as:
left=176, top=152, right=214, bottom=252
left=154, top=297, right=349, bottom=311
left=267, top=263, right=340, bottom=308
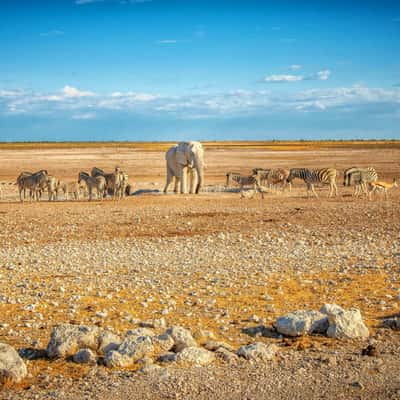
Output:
left=0, top=192, right=399, bottom=399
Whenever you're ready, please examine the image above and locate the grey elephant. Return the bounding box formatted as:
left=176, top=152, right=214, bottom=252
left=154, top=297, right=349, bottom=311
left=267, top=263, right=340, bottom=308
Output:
left=163, top=141, right=204, bottom=194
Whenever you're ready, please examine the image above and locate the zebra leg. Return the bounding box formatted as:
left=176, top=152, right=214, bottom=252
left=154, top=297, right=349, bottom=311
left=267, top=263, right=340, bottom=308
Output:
left=334, top=181, right=338, bottom=197
left=240, top=184, right=245, bottom=199
left=255, top=182, right=264, bottom=199
left=308, top=183, right=318, bottom=198
left=328, top=182, right=334, bottom=198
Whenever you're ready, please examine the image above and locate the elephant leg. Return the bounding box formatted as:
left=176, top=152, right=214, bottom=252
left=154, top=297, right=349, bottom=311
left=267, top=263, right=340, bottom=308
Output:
left=180, top=166, right=187, bottom=194
left=164, top=167, right=174, bottom=194
left=188, top=168, right=196, bottom=194
left=173, top=177, right=179, bottom=193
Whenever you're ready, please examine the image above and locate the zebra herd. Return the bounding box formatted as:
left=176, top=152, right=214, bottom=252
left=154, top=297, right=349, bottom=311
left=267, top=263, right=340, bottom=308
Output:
left=226, top=166, right=397, bottom=199
left=7, top=164, right=398, bottom=202
left=16, top=167, right=130, bottom=202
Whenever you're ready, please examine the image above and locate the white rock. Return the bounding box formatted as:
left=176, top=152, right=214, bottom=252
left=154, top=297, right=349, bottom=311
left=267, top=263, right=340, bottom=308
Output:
left=126, top=328, right=155, bottom=339
left=105, top=336, right=154, bottom=368
left=139, top=318, right=167, bottom=329
left=98, top=331, right=121, bottom=355
left=0, top=343, right=27, bottom=384
left=237, top=342, right=278, bottom=361
left=47, top=324, right=100, bottom=359
left=275, top=310, right=328, bottom=337
left=152, top=333, right=174, bottom=352
left=214, top=347, right=238, bottom=363
left=320, top=303, right=345, bottom=316
left=72, top=348, right=97, bottom=364
left=165, top=326, right=197, bottom=352
left=176, top=347, right=215, bottom=365
left=326, top=308, right=369, bottom=339
left=104, top=350, right=132, bottom=368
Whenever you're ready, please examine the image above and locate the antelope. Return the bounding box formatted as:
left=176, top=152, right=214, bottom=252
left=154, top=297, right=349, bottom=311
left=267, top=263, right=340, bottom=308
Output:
left=369, top=178, right=398, bottom=200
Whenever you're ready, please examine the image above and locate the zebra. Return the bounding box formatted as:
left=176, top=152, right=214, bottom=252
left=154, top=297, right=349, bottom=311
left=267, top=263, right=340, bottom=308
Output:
left=343, top=167, right=378, bottom=197
left=252, top=168, right=270, bottom=186
left=46, top=175, right=59, bottom=201
left=225, top=172, right=264, bottom=199
left=114, top=167, right=129, bottom=199
left=286, top=168, right=338, bottom=198
left=17, top=170, right=48, bottom=201
left=78, top=172, right=106, bottom=201
left=91, top=167, right=121, bottom=198
left=56, top=180, right=68, bottom=200
left=253, top=168, right=291, bottom=191
left=57, top=181, right=81, bottom=200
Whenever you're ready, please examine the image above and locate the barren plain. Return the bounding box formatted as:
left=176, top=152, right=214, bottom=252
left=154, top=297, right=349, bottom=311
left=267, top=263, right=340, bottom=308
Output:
left=0, top=141, right=399, bottom=399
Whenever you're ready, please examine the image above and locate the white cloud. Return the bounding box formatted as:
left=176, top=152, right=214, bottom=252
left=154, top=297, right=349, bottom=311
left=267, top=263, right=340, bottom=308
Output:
left=1, top=85, right=399, bottom=118
left=62, top=85, right=94, bottom=98
left=317, top=70, right=331, bottom=81
left=0, top=90, right=23, bottom=97
left=156, top=40, right=177, bottom=44
left=264, top=74, right=304, bottom=83
left=72, top=112, right=96, bottom=120
left=289, top=64, right=302, bottom=71
left=263, top=69, right=331, bottom=83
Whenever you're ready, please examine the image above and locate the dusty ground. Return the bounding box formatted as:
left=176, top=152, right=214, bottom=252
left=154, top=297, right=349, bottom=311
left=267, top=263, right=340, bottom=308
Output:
left=0, top=142, right=399, bottom=399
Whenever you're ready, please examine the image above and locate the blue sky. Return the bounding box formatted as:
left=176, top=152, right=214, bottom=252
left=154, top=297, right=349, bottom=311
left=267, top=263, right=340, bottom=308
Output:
left=0, top=0, right=399, bottom=141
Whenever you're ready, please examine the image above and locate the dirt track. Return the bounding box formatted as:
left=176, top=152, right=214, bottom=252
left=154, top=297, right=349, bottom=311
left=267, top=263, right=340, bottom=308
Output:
left=0, top=142, right=399, bottom=399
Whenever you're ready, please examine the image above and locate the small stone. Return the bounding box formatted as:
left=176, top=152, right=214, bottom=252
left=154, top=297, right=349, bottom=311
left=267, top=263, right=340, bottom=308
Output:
left=275, top=310, right=328, bottom=337
left=326, top=308, right=369, bottom=339
left=105, top=336, right=154, bottom=368
left=176, top=347, right=215, bottom=365
left=46, top=324, right=100, bottom=359
left=237, top=342, right=278, bottom=361
left=98, top=331, right=121, bottom=355
left=165, top=326, right=197, bottom=352
left=72, top=348, right=97, bottom=365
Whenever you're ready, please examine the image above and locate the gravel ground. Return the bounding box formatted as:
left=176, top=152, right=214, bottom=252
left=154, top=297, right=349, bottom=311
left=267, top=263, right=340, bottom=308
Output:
left=0, top=144, right=399, bottom=399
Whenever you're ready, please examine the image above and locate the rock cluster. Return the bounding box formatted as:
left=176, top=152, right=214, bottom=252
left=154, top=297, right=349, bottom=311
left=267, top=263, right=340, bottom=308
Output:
left=275, top=304, right=369, bottom=339
left=45, top=323, right=241, bottom=369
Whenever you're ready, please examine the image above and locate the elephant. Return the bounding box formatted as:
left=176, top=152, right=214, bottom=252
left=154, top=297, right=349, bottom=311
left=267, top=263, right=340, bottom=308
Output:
left=163, top=141, right=204, bottom=194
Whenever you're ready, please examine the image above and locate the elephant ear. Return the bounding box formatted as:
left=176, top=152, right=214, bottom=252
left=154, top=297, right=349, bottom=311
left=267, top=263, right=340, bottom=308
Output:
left=176, top=149, right=187, bottom=165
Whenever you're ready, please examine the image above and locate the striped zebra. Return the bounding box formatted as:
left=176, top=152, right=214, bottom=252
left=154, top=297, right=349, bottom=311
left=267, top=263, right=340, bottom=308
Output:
left=114, top=167, right=129, bottom=199
left=91, top=166, right=121, bottom=199
left=252, top=168, right=270, bottom=186
left=343, top=167, right=378, bottom=197
left=46, top=175, right=59, bottom=201
left=287, top=168, right=338, bottom=198
left=78, top=172, right=106, bottom=201
left=253, top=168, right=291, bottom=191
left=17, top=170, right=48, bottom=201
left=225, top=172, right=264, bottom=199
